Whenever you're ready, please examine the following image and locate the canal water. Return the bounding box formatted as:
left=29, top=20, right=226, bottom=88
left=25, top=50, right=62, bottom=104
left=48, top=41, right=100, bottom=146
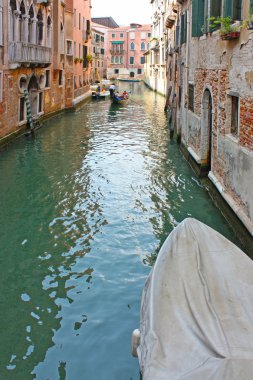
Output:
left=0, top=83, right=239, bottom=380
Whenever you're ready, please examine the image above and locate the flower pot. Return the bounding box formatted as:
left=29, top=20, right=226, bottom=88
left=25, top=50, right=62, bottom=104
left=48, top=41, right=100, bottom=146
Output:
left=221, top=31, right=240, bottom=40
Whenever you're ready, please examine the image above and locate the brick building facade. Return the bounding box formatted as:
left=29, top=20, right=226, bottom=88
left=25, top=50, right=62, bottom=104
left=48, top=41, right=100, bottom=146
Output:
left=165, top=0, right=253, bottom=234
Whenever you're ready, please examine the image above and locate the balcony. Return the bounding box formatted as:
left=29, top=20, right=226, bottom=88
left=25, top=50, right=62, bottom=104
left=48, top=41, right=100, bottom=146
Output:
left=110, top=49, right=125, bottom=55
left=9, top=42, right=51, bottom=67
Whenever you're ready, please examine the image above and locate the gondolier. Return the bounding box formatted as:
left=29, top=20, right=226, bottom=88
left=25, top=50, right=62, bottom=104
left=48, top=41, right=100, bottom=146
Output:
left=109, top=83, right=116, bottom=98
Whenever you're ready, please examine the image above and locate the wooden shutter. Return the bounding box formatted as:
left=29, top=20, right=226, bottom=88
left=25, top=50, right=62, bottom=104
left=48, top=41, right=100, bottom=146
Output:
left=210, top=0, right=222, bottom=17
left=83, top=45, right=87, bottom=68
left=250, top=0, right=253, bottom=14
left=223, top=0, right=233, bottom=17
left=192, top=0, right=205, bottom=37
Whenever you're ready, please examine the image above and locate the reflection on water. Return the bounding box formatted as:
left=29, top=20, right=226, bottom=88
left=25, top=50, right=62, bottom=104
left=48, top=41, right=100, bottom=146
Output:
left=0, top=83, right=237, bottom=380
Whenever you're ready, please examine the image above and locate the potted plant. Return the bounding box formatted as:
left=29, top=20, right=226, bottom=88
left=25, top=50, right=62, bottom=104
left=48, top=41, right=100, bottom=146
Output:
left=79, top=58, right=84, bottom=63
left=242, top=4, right=253, bottom=30
left=74, top=57, right=79, bottom=63
left=209, top=16, right=241, bottom=40
left=86, top=54, right=93, bottom=63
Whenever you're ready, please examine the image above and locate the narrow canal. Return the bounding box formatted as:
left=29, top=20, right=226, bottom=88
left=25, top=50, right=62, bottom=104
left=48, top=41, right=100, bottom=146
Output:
left=0, top=83, right=239, bottom=380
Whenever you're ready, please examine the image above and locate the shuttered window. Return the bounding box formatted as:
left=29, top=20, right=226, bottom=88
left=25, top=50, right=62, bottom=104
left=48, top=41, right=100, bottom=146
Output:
left=224, top=0, right=242, bottom=20
left=250, top=0, right=253, bottom=13
left=83, top=45, right=87, bottom=68
left=180, top=12, right=187, bottom=44
left=210, top=0, right=222, bottom=17
left=192, top=0, right=205, bottom=37
left=188, top=84, right=194, bottom=112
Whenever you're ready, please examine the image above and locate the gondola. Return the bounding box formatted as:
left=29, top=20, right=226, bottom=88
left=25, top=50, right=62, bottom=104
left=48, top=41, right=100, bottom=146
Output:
left=111, top=92, right=130, bottom=105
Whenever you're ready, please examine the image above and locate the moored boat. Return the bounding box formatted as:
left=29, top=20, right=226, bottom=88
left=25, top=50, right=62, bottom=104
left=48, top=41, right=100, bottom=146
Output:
left=132, top=218, right=253, bottom=380
left=91, top=90, right=110, bottom=100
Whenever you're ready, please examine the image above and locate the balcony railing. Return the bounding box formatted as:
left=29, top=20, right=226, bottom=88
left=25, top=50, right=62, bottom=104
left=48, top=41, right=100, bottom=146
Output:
left=110, top=49, right=125, bottom=55
left=9, top=42, right=51, bottom=65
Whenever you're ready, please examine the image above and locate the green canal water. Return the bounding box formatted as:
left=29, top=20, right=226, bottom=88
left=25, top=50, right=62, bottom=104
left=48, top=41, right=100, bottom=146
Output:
left=0, top=83, right=240, bottom=380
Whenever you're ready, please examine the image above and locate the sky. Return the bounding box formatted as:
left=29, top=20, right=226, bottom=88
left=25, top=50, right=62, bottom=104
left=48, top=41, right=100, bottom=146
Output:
left=91, top=0, right=152, bottom=26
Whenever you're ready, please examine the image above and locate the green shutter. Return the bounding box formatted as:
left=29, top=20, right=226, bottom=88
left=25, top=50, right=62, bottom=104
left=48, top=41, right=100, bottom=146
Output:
left=192, top=0, right=205, bottom=37
left=250, top=0, right=253, bottom=14
left=210, top=0, right=222, bottom=17
left=223, top=0, right=233, bottom=17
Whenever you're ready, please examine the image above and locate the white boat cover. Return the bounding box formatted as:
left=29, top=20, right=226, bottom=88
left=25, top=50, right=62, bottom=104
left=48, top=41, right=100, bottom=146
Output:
left=138, top=218, right=253, bottom=380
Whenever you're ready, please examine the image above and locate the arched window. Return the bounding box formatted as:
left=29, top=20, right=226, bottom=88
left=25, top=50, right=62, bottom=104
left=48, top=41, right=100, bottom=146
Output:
left=28, top=5, right=34, bottom=43
left=9, top=0, right=17, bottom=42
left=37, top=9, right=43, bottom=45
left=130, top=42, right=135, bottom=51
left=19, top=0, right=25, bottom=42
left=141, top=42, right=145, bottom=51
left=46, top=16, right=52, bottom=47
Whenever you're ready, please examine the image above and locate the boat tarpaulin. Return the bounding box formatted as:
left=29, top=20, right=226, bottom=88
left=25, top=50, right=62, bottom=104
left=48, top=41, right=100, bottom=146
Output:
left=138, top=218, right=253, bottom=380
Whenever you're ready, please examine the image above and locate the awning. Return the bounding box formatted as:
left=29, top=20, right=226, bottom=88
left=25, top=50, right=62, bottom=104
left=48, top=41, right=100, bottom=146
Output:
left=111, top=41, right=124, bottom=44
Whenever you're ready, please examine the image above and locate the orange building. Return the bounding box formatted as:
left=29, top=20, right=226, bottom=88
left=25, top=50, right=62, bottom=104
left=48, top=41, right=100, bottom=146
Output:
left=73, top=0, right=92, bottom=105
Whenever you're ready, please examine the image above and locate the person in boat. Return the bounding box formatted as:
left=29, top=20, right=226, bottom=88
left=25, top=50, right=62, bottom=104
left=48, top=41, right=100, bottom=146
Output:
left=109, top=83, right=116, bottom=98
left=121, top=90, right=128, bottom=99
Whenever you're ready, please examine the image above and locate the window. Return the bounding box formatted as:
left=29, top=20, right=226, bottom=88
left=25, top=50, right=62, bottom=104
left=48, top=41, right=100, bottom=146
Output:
left=59, top=70, right=63, bottom=86
left=79, top=75, right=82, bottom=87
left=114, top=69, right=119, bottom=74
left=96, top=34, right=100, bottom=43
left=130, top=32, right=135, bottom=39
left=45, top=69, right=50, bottom=88
left=140, top=56, right=145, bottom=64
left=98, top=61, right=100, bottom=67
left=60, top=22, right=64, bottom=54
left=148, top=32, right=151, bottom=37
left=120, top=33, right=124, bottom=37
left=74, top=41, right=76, bottom=56
left=74, top=76, right=77, bottom=89
left=180, top=12, right=187, bottom=44
left=83, top=45, right=87, bottom=68
left=79, top=43, right=81, bottom=57
left=130, top=42, right=135, bottom=50
left=38, top=92, right=43, bottom=113
left=101, top=36, right=104, bottom=42
left=66, top=40, right=73, bottom=55
left=101, top=48, right=105, bottom=55
left=87, top=20, right=90, bottom=32
left=192, top=0, right=235, bottom=37
left=111, top=56, right=114, bottom=63
left=130, top=56, right=134, bottom=64
left=0, top=71, right=3, bottom=102
left=19, top=97, right=25, bottom=122
left=224, top=0, right=242, bottom=20
left=115, top=56, right=119, bottom=64
left=79, top=13, right=81, bottom=30
left=141, top=42, right=145, bottom=51
left=141, top=32, right=146, bottom=39
left=188, top=84, right=194, bottom=112
left=231, top=95, right=239, bottom=137
left=120, top=56, right=123, bottom=64
left=74, top=9, right=76, bottom=28
left=112, top=33, right=115, bottom=38
left=138, top=69, right=142, bottom=74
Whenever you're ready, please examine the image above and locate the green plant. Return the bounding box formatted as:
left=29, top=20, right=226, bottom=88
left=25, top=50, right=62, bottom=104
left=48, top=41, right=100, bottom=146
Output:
left=74, top=57, right=79, bottom=63
left=208, top=16, right=241, bottom=36
left=86, top=54, right=93, bottom=62
left=79, top=58, right=84, bottom=63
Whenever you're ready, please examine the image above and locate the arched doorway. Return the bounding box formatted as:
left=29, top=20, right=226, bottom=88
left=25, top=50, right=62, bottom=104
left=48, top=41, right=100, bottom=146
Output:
left=28, top=75, right=39, bottom=116
left=202, top=89, right=213, bottom=170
